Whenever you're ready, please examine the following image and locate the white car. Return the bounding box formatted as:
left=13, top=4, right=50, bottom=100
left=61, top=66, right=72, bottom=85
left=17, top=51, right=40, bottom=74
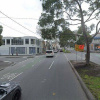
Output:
left=46, top=50, right=54, bottom=57
left=54, top=50, right=58, bottom=53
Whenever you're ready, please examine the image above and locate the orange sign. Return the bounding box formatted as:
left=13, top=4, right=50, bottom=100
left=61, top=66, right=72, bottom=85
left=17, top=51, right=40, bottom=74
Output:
left=75, top=44, right=79, bottom=51
left=79, top=45, right=84, bottom=50
left=75, top=44, right=84, bottom=51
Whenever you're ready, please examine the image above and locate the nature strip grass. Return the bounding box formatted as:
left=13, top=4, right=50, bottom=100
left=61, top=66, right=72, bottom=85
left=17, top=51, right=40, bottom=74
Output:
left=76, top=68, right=100, bottom=100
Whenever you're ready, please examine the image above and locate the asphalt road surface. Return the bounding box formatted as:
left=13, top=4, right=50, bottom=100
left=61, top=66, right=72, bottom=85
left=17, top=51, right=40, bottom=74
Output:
left=0, top=53, right=88, bottom=100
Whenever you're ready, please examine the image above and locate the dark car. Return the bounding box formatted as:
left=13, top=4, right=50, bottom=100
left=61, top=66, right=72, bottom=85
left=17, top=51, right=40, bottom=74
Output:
left=60, top=49, right=63, bottom=52
left=0, top=82, right=21, bottom=100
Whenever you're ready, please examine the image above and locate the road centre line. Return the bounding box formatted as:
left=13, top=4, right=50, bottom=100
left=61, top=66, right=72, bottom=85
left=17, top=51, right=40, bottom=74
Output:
left=9, top=72, right=23, bottom=81
left=49, top=61, right=54, bottom=69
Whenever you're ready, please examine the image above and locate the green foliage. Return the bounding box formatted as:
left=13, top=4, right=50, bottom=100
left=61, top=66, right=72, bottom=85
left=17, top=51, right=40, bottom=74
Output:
left=76, top=65, right=100, bottom=100
left=41, top=28, right=56, bottom=39
left=38, top=0, right=69, bottom=40
left=0, top=25, right=3, bottom=34
left=84, top=76, right=100, bottom=100
left=76, top=25, right=93, bottom=45
left=38, top=13, right=54, bottom=27
left=76, top=36, right=85, bottom=45
left=63, top=49, right=71, bottom=53
left=59, top=28, right=75, bottom=47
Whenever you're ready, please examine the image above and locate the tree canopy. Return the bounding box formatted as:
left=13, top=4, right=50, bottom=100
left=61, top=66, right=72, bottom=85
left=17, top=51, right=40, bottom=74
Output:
left=38, top=0, right=69, bottom=39
left=76, top=26, right=92, bottom=45
left=59, top=28, right=75, bottom=47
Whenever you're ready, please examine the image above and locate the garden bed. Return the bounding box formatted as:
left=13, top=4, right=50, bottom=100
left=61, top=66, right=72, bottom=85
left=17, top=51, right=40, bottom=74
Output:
left=71, top=60, right=100, bottom=100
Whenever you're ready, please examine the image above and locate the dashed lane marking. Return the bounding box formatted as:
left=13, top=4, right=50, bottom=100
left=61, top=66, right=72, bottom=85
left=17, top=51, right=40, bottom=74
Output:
left=49, top=61, right=54, bottom=69
left=9, top=72, right=23, bottom=81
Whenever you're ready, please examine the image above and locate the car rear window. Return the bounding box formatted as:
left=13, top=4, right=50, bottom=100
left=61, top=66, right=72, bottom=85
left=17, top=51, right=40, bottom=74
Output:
left=46, top=51, right=52, bottom=53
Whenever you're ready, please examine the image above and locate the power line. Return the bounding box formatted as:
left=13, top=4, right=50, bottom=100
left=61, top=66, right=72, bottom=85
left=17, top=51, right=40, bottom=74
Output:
left=0, top=21, right=29, bottom=36
left=0, top=17, right=39, bottom=20
left=0, top=11, right=39, bottom=35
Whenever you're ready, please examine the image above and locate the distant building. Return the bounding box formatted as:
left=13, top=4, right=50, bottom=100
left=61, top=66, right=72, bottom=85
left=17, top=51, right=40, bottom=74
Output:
left=90, top=33, right=100, bottom=51
left=0, top=36, right=44, bottom=55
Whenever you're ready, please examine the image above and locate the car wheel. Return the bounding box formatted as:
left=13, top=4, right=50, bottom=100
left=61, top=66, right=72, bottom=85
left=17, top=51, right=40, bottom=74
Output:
left=12, top=90, right=21, bottom=100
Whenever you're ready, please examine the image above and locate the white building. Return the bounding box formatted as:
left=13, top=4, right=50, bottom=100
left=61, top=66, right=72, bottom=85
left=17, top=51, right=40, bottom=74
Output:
left=0, top=36, right=43, bottom=55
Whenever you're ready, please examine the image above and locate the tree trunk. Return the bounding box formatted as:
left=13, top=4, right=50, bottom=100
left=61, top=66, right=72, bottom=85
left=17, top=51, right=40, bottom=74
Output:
left=86, top=43, right=90, bottom=65
left=76, top=0, right=90, bottom=65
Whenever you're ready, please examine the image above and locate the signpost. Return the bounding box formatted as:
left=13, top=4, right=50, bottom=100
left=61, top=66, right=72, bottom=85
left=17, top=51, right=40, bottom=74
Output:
left=75, top=44, right=84, bottom=61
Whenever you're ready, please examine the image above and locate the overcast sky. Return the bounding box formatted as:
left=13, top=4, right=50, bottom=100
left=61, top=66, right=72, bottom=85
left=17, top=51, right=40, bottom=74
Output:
left=0, top=0, right=42, bottom=38
left=0, top=0, right=99, bottom=39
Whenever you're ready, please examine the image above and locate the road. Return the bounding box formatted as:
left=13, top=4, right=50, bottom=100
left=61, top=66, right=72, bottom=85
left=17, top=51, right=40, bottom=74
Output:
left=0, top=53, right=88, bottom=100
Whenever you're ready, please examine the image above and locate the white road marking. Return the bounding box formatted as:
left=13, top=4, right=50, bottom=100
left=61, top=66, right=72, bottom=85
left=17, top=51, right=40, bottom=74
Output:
left=23, top=57, right=27, bottom=58
left=9, top=72, right=23, bottom=81
left=4, top=61, right=11, bottom=63
left=1, top=73, right=10, bottom=79
left=41, top=79, right=47, bottom=83
left=19, top=59, right=29, bottom=64
left=49, top=61, right=54, bottom=69
left=1, top=72, right=23, bottom=81
left=1, top=73, right=17, bottom=80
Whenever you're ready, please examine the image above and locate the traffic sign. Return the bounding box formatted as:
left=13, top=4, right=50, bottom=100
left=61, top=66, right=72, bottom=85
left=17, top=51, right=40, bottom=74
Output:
left=75, top=44, right=84, bottom=51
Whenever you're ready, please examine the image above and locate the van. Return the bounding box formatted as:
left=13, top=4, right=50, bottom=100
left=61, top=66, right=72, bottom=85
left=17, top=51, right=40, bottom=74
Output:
left=46, top=50, right=54, bottom=57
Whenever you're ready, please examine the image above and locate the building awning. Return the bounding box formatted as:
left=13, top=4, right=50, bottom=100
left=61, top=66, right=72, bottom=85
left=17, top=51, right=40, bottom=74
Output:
left=94, top=37, right=100, bottom=39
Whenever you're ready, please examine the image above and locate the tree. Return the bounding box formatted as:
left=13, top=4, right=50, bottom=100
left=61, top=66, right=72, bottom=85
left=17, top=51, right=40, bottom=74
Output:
left=0, top=25, right=3, bottom=46
left=38, top=0, right=69, bottom=39
left=59, top=28, right=75, bottom=47
left=63, top=0, right=100, bottom=65
left=76, top=26, right=92, bottom=45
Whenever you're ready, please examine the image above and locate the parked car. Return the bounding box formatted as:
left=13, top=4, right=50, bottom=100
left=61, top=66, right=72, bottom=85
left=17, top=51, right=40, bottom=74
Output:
left=60, top=49, right=63, bottom=52
left=46, top=50, right=54, bottom=57
left=0, top=82, right=21, bottom=100
left=54, top=50, right=58, bottom=53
